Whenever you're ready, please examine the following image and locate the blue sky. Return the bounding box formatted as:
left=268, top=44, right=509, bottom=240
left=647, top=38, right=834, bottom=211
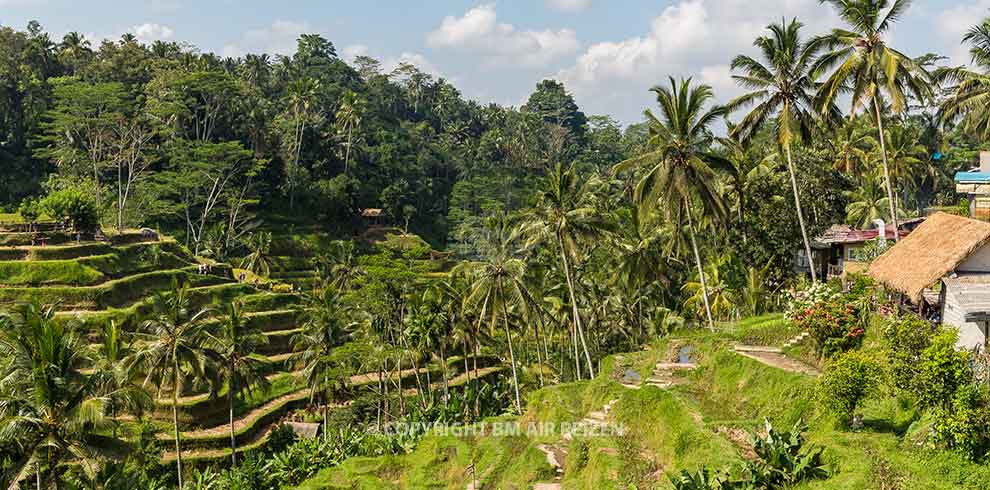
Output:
left=0, top=0, right=985, bottom=124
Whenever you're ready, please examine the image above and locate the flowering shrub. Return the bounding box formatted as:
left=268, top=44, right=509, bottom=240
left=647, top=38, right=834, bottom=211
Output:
left=784, top=282, right=841, bottom=322
left=789, top=287, right=864, bottom=357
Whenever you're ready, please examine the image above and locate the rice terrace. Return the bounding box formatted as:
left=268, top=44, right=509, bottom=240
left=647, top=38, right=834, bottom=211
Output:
left=1, top=0, right=990, bottom=489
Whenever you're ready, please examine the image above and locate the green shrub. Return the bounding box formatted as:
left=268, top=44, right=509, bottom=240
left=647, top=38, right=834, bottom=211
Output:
left=880, top=314, right=938, bottom=392
left=17, top=198, right=41, bottom=224
left=916, top=329, right=973, bottom=411
left=817, top=350, right=883, bottom=425
left=41, top=188, right=99, bottom=231
left=931, top=383, right=990, bottom=460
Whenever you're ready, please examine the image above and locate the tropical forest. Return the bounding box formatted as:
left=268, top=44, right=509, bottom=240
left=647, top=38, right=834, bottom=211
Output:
left=0, top=0, right=989, bottom=488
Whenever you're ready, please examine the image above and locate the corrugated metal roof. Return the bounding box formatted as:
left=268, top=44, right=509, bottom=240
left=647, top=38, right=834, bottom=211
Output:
left=955, top=171, right=990, bottom=183
left=815, top=224, right=910, bottom=245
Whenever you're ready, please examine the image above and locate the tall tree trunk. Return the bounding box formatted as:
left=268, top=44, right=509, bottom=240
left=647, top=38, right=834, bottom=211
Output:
left=572, top=320, right=581, bottom=380
left=874, top=97, right=900, bottom=241
left=172, top=360, right=184, bottom=489
left=685, top=198, right=715, bottom=331
left=500, top=302, right=522, bottom=413
left=439, top=341, right=449, bottom=406
left=229, top=371, right=237, bottom=466
left=784, top=144, right=817, bottom=284
left=377, top=364, right=383, bottom=431
left=345, top=127, right=353, bottom=175
left=556, top=233, right=595, bottom=378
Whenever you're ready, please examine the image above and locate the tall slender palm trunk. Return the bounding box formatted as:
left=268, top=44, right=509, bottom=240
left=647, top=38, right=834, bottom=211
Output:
left=873, top=98, right=900, bottom=240
left=784, top=144, right=818, bottom=284
left=556, top=233, right=595, bottom=378
left=684, top=198, right=715, bottom=331
left=229, top=370, right=237, bottom=466
left=500, top=301, right=522, bottom=413
left=172, top=360, right=184, bottom=489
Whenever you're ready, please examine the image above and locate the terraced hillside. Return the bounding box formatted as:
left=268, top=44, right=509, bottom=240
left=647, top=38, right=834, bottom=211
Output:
left=293, top=317, right=990, bottom=490
left=0, top=229, right=503, bottom=467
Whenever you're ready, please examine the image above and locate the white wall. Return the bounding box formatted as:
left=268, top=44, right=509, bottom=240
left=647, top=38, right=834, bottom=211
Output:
left=942, top=283, right=989, bottom=350
left=958, top=243, right=990, bottom=272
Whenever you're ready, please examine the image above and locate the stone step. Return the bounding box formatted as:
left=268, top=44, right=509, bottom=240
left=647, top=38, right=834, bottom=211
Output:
left=655, top=362, right=697, bottom=370
left=586, top=411, right=606, bottom=421
left=733, top=344, right=782, bottom=353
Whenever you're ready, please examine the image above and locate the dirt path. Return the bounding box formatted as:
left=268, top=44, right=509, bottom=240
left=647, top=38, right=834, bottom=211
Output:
left=733, top=345, right=820, bottom=376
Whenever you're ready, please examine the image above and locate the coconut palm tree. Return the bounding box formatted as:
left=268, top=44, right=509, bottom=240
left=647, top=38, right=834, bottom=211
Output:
left=682, top=256, right=738, bottom=322
left=92, top=320, right=152, bottom=439
left=829, top=119, right=876, bottom=175
left=465, top=213, right=529, bottom=413
left=204, top=302, right=270, bottom=466
left=292, top=289, right=351, bottom=438
left=726, top=18, right=842, bottom=284
left=814, top=0, right=933, bottom=241
left=880, top=124, right=928, bottom=213
left=131, top=280, right=218, bottom=489
left=282, top=77, right=323, bottom=209
left=240, top=231, right=273, bottom=278
left=335, top=90, right=366, bottom=175
left=613, top=77, right=730, bottom=331
left=845, top=175, right=898, bottom=227
left=519, top=162, right=608, bottom=378
left=0, top=302, right=112, bottom=490
left=939, top=18, right=990, bottom=139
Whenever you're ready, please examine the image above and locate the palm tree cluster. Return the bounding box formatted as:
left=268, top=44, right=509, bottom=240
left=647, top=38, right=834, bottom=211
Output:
left=7, top=1, right=990, bottom=488
left=0, top=283, right=275, bottom=489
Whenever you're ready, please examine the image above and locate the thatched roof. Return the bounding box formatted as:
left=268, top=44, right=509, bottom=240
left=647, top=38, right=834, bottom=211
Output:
left=868, top=212, right=990, bottom=302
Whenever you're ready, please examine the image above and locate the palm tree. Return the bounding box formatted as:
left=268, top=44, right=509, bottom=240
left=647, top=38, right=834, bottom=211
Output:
left=520, top=162, right=607, bottom=378
left=814, top=0, right=933, bottom=241
left=829, top=119, right=875, bottom=175
left=316, top=240, right=362, bottom=291
left=880, top=124, right=928, bottom=213
left=0, top=302, right=111, bottom=490
left=939, top=18, right=990, bottom=139
left=726, top=18, right=841, bottom=284
left=132, top=280, right=218, bottom=489
left=717, top=125, right=779, bottom=239
left=614, top=77, right=729, bottom=331
left=465, top=213, right=529, bottom=413
left=334, top=90, right=366, bottom=175
left=682, top=256, right=738, bottom=322
left=282, top=78, right=322, bottom=209
left=292, top=289, right=351, bottom=438
left=845, top=175, right=897, bottom=227
left=240, top=231, right=274, bottom=278
left=92, top=320, right=152, bottom=439
left=204, top=302, right=270, bottom=466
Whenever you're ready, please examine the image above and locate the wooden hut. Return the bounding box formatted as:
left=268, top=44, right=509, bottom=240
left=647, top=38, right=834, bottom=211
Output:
left=868, top=212, right=990, bottom=349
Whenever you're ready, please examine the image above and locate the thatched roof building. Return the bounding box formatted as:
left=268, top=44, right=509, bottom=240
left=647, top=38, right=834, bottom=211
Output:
left=868, top=212, right=990, bottom=302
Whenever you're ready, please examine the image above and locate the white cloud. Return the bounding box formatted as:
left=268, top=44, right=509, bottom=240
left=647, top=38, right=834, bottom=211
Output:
left=383, top=52, right=445, bottom=79
left=555, top=0, right=840, bottom=123
left=342, top=44, right=370, bottom=61
left=545, top=0, right=592, bottom=12
left=223, top=20, right=313, bottom=57
left=936, top=1, right=990, bottom=65
left=427, top=3, right=580, bottom=67
left=129, top=23, right=174, bottom=44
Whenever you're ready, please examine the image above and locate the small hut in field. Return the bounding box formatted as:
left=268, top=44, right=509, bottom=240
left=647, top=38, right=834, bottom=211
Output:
left=868, top=212, right=990, bottom=349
